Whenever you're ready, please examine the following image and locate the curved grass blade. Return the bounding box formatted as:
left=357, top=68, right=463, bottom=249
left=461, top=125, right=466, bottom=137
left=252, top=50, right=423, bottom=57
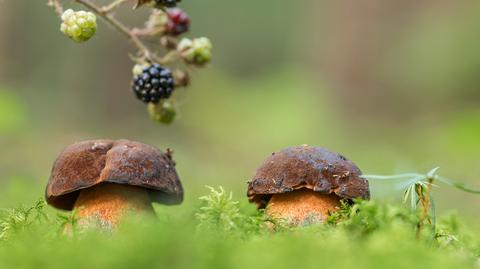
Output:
left=362, top=173, right=423, bottom=180
left=436, top=176, right=480, bottom=194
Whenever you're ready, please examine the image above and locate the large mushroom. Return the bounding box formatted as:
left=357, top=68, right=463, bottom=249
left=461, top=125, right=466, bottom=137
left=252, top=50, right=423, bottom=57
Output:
left=247, top=145, right=369, bottom=225
left=45, top=139, right=183, bottom=227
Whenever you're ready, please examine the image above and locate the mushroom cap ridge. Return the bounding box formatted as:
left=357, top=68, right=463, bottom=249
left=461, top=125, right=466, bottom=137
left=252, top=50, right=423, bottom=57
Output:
left=247, top=146, right=370, bottom=209
left=46, top=139, right=184, bottom=210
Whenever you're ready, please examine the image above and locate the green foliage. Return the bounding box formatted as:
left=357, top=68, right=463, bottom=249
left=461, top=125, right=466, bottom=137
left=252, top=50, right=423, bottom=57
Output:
left=363, top=167, right=480, bottom=238
left=330, top=200, right=424, bottom=239
left=196, top=186, right=242, bottom=232
left=56, top=207, right=80, bottom=234
left=0, top=191, right=478, bottom=269
left=196, top=186, right=266, bottom=237
left=0, top=199, right=47, bottom=241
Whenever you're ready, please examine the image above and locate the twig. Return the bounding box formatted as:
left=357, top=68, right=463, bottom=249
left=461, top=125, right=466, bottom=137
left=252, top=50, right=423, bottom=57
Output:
left=159, top=50, right=179, bottom=63
left=131, top=27, right=164, bottom=38
left=47, top=0, right=64, bottom=17
left=74, top=0, right=155, bottom=61
left=100, top=0, right=131, bottom=14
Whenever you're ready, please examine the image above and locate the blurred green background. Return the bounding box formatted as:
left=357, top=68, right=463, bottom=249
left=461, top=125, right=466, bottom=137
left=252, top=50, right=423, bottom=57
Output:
left=0, top=0, right=479, bottom=219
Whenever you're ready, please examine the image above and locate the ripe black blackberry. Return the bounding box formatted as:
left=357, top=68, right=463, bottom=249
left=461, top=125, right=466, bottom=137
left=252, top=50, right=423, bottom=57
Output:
left=132, top=64, right=175, bottom=104
left=155, top=0, right=180, bottom=8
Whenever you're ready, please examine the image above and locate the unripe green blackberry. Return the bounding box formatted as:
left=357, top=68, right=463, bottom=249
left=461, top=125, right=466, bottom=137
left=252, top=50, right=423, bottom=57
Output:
left=60, top=9, right=97, bottom=42
left=145, top=9, right=168, bottom=31
left=131, top=64, right=175, bottom=103
left=147, top=101, right=177, bottom=124
left=177, top=37, right=213, bottom=66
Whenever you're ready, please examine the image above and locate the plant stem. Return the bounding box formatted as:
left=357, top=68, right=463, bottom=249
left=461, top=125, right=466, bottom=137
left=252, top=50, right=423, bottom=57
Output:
left=47, top=0, right=64, bottom=17
left=101, top=0, right=131, bottom=14
left=423, top=177, right=434, bottom=225
left=74, top=0, right=155, bottom=61
left=159, top=50, right=179, bottom=63
left=416, top=178, right=434, bottom=239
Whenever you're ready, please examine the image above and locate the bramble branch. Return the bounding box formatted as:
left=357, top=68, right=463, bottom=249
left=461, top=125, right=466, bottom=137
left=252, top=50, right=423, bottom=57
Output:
left=100, top=0, right=131, bottom=14
left=74, top=0, right=159, bottom=62
left=47, top=0, right=211, bottom=123
left=47, top=0, right=64, bottom=17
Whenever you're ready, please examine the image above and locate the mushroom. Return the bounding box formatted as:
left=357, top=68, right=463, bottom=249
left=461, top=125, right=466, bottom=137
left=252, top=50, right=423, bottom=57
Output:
left=247, top=145, right=369, bottom=225
left=45, top=139, right=183, bottom=227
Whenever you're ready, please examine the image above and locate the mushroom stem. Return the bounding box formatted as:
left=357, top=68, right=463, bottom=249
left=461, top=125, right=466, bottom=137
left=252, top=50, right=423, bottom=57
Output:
left=266, top=189, right=341, bottom=225
left=74, top=183, right=155, bottom=228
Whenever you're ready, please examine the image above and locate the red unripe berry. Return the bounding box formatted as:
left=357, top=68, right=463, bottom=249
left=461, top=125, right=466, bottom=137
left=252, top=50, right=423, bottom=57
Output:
left=166, top=8, right=190, bottom=36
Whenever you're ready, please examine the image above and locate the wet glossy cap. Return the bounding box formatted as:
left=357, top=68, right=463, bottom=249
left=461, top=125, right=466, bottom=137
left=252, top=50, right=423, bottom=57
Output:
left=247, top=145, right=370, bottom=208
left=45, top=139, right=183, bottom=210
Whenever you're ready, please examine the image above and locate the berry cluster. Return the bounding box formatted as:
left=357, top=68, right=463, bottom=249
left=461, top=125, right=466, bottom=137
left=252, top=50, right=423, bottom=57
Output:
left=49, top=0, right=211, bottom=124
left=177, top=37, right=213, bottom=66
left=60, top=9, right=97, bottom=42
left=132, top=64, right=175, bottom=103
left=155, top=0, right=180, bottom=8
left=166, top=8, right=190, bottom=36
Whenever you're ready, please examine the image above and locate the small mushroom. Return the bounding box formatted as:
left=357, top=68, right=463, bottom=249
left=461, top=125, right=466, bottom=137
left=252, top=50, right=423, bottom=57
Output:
left=247, top=145, right=369, bottom=225
left=45, top=139, right=183, bottom=227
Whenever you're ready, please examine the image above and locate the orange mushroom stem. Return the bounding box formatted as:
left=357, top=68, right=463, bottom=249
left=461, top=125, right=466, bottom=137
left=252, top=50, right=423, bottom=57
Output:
left=74, top=183, right=155, bottom=227
left=266, top=189, right=341, bottom=225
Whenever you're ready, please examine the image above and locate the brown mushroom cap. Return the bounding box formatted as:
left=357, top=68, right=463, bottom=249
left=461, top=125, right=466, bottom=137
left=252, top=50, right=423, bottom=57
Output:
left=247, top=145, right=370, bottom=208
left=45, top=139, right=183, bottom=210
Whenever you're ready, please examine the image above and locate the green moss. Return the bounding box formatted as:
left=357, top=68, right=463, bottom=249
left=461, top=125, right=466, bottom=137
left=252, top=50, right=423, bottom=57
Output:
left=0, top=189, right=478, bottom=269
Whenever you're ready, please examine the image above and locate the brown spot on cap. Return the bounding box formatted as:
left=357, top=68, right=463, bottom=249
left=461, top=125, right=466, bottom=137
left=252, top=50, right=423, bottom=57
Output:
left=247, top=146, right=370, bottom=209
left=45, top=139, right=184, bottom=210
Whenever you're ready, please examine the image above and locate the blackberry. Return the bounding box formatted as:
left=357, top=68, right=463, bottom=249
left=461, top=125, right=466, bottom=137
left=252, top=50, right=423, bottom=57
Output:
left=166, top=8, right=190, bottom=36
left=154, top=0, right=180, bottom=8
left=60, top=9, right=97, bottom=42
left=132, top=64, right=175, bottom=103
left=177, top=37, right=213, bottom=66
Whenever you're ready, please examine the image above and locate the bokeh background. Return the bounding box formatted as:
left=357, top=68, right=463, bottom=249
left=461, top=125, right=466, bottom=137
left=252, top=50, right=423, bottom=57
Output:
left=0, top=0, right=479, bottom=219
